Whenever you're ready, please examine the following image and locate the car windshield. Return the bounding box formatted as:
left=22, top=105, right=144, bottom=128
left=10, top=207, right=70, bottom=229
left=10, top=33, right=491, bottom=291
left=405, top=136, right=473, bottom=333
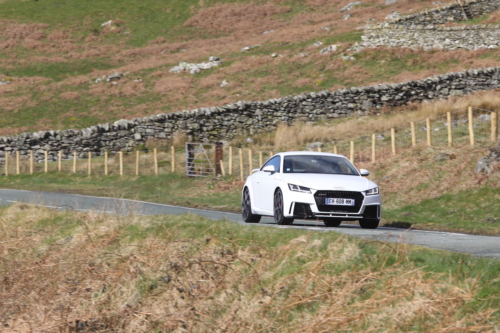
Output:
left=283, top=155, right=359, bottom=175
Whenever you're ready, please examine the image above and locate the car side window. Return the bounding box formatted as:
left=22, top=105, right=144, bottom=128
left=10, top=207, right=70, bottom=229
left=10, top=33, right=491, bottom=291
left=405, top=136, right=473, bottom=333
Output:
left=262, top=156, right=281, bottom=173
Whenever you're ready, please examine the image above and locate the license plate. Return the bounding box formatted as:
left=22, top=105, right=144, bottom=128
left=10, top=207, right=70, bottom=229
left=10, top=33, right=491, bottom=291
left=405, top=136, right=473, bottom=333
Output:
left=325, top=198, right=355, bottom=206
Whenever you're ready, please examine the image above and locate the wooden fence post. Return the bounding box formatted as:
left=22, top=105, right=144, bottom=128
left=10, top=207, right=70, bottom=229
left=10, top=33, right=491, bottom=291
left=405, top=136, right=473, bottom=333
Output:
left=410, top=122, right=416, bottom=147
left=29, top=151, right=34, bottom=175
left=228, top=146, right=233, bottom=176
left=239, top=148, right=244, bottom=181
left=104, top=151, right=108, bottom=176
left=248, top=149, right=252, bottom=174
left=318, top=147, right=322, bottom=152
left=88, top=153, right=92, bottom=176
left=259, top=151, right=263, bottom=167
left=220, top=160, right=226, bottom=176
left=391, top=128, right=396, bottom=155
left=135, top=150, right=140, bottom=176
left=73, top=151, right=77, bottom=173
left=16, top=151, right=20, bottom=175
left=333, top=146, right=338, bottom=155
left=270, top=151, right=273, bottom=157
left=5, top=152, right=8, bottom=176
left=447, top=112, right=453, bottom=147
left=58, top=151, right=62, bottom=172
left=426, top=118, right=432, bottom=146
left=119, top=152, right=123, bottom=176
left=492, top=111, right=498, bottom=142
left=171, top=146, right=175, bottom=173
left=371, top=134, right=376, bottom=163
left=44, top=151, right=48, bottom=173
left=350, top=141, right=354, bottom=163
left=154, top=148, right=158, bottom=176
left=215, top=142, right=223, bottom=176
left=468, top=107, right=475, bottom=147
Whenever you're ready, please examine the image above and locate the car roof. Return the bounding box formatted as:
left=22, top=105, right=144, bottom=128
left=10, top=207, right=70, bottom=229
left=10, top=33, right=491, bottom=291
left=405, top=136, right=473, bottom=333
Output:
left=275, top=151, right=347, bottom=158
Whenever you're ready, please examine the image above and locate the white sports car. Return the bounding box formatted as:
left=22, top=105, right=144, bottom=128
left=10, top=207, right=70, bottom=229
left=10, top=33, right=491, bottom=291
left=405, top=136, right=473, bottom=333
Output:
left=242, top=151, right=381, bottom=229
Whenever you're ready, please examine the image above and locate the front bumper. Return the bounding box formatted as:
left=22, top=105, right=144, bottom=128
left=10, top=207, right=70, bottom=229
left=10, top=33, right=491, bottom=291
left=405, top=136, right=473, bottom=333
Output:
left=285, top=190, right=381, bottom=220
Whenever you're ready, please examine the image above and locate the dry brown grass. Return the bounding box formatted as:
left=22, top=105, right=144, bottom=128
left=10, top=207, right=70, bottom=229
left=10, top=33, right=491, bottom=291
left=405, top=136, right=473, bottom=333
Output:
left=0, top=95, right=36, bottom=112
left=4, top=22, right=48, bottom=40
left=271, top=89, right=500, bottom=151
left=358, top=145, right=500, bottom=209
left=153, top=75, right=193, bottom=95
left=484, top=10, right=500, bottom=23
left=184, top=3, right=291, bottom=36
left=59, top=91, right=80, bottom=100
left=0, top=204, right=497, bottom=332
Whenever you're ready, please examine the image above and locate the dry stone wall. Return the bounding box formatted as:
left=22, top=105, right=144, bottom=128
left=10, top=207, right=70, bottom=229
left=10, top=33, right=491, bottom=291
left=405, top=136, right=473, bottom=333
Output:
left=360, top=24, right=500, bottom=51
left=356, top=0, right=500, bottom=51
left=387, top=0, right=500, bottom=26
left=2, top=67, right=500, bottom=163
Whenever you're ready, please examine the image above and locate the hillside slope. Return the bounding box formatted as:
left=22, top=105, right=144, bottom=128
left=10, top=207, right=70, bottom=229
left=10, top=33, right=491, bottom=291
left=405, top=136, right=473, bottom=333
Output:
left=2, top=0, right=500, bottom=136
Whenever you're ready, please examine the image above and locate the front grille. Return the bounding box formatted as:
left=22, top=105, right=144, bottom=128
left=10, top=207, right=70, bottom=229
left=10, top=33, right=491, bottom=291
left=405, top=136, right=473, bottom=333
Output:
left=314, top=191, right=364, bottom=213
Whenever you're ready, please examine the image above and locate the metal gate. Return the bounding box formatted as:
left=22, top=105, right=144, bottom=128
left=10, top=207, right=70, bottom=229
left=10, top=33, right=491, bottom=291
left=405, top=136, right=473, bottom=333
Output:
left=185, top=142, right=223, bottom=177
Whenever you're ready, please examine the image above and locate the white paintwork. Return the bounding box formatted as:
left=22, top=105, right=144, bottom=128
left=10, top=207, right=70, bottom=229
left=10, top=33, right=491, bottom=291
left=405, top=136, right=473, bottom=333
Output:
left=243, top=151, right=381, bottom=221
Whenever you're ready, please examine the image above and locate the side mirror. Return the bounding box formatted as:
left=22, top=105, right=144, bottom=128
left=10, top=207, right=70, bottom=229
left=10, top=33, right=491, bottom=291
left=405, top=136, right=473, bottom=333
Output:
left=263, top=165, right=275, bottom=173
left=360, top=169, right=370, bottom=176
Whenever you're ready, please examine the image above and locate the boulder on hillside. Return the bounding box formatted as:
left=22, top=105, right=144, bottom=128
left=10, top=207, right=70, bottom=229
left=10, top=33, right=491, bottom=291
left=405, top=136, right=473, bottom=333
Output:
left=170, top=57, right=222, bottom=74
left=434, top=153, right=456, bottom=162
left=475, top=142, right=500, bottom=174
left=107, top=72, right=123, bottom=82
left=320, top=45, right=338, bottom=54
left=340, top=2, right=362, bottom=12
left=306, top=142, right=323, bottom=151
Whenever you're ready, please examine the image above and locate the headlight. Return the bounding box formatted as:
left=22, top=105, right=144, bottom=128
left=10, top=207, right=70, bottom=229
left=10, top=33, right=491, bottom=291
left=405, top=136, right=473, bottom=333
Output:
left=366, top=187, right=379, bottom=196
left=288, top=184, right=312, bottom=194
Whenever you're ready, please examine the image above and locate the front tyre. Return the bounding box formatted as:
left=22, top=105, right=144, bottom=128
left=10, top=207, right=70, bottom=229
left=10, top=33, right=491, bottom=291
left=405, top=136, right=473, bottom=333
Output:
left=242, top=188, right=261, bottom=223
left=274, top=189, right=294, bottom=225
left=359, top=219, right=379, bottom=229
left=323, top=218, right=342, bottom=227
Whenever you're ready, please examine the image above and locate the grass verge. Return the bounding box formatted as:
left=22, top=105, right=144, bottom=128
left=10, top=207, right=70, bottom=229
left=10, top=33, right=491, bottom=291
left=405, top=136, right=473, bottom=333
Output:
left=0, top=172, right=243, bottom=213
left=1, top=204, right=499, bottom=331
left=1, top=143, right=500, bottom=237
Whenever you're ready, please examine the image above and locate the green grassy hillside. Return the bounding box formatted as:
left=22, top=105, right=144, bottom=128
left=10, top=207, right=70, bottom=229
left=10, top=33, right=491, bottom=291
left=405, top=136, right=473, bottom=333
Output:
left=2, top=0, right=500, bottom=135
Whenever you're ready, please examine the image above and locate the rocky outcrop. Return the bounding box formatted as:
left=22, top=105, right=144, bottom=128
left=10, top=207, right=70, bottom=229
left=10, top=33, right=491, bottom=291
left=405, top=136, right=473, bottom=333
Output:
left=475, top=143, right=500, bottom=174
left=169, top=57, right=222, bottom=74
left=2, top=67, right=500, bottom=163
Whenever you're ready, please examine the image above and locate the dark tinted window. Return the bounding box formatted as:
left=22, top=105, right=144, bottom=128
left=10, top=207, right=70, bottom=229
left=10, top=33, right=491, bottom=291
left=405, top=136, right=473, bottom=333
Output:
left=262, top=156, right=281, bottom=173
left=283, top=155, right=359, bottom=175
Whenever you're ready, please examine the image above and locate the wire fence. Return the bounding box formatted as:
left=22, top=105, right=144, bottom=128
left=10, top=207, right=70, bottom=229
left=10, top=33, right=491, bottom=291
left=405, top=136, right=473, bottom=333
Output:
left=2, top=107, right=498, bottom=179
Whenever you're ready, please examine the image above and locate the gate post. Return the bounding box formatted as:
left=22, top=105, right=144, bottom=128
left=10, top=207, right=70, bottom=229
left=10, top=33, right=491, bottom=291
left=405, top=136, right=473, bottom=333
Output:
left=215, top=142, right=224, bottom=176
left=186, top=143, right=195, bottom=177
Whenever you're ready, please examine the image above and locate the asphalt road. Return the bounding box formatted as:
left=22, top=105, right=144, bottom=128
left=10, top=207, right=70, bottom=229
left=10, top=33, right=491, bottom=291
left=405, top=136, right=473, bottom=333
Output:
left=0, top=189, right=499, bottom=259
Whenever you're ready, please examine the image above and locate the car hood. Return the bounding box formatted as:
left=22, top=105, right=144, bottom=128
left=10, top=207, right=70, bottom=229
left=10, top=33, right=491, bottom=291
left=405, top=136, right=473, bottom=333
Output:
left=283, top=173, right=377, bottom=192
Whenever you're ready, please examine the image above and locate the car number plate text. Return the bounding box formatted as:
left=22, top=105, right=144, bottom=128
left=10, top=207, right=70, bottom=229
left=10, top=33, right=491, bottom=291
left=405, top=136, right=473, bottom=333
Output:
left=325, top=198, right=355, bottom=206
